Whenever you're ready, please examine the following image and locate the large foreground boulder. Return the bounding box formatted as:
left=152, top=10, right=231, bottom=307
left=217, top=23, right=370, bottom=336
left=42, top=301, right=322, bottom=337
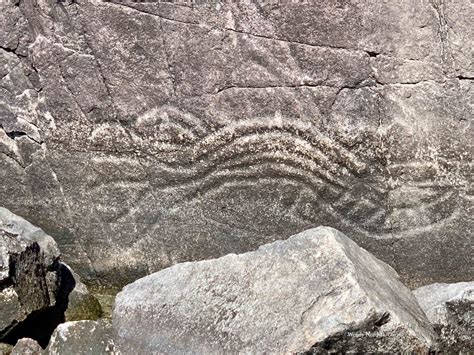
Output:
left=0, top=207, right=101, bottom=347
left=113, top=227, right=437, bottom=353
left=414, top=282, right=473, bottom=352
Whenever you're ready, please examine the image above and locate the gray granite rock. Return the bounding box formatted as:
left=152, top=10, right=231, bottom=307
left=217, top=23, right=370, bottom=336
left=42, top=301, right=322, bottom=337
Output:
left=46, top=320, right=116, bottom=355
left=0, top=207, right=60, bottom=270
left=0, top=0, right=472, bottom=289
left=0, top=207, right=101, bottom=347
left=0, top=208, right=60, bottom=345
left=414, top=282, right=473, bottom=352
left=11, top=338, right=42, bottom=355
left=113, top=227, right=437, bottom=354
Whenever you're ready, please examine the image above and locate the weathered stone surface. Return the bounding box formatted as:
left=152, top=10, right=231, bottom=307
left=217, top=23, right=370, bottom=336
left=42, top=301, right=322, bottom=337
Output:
left=0, top=207, right=60, bottom=269
left=414, top=282, right=473, bottom=352
left=113, top=227, right=437, bottom=353
left=11, top=338, right=42, bottom=355
left=46, top=320, right=115, bottom=355
left=0, top=207, right=101, bottom=347
left=0, top=0, right=472, bottom=288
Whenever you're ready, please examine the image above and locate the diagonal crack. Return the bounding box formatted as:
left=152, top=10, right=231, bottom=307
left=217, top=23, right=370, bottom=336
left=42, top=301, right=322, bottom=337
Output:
left=104, top=1, right=200, bottom=26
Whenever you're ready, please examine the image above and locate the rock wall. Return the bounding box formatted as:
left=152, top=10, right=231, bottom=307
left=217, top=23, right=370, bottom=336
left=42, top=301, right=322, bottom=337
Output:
left=0, top=0, right=472, bottom=287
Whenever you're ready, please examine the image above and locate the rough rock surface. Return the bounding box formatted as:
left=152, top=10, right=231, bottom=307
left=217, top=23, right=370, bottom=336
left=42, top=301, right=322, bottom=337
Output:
left=0, top=207, right=61, bottom=346
left=113, top=227, right=437, bottom=354
left=11, top=338, right=42, bottom=355
left=0, top=0, right=472, bottom=288
left=0, top=207, right=101, bottom=347
left=46, top=320, right=115, bottom=355
left=414, top=282, right=473, bottom=352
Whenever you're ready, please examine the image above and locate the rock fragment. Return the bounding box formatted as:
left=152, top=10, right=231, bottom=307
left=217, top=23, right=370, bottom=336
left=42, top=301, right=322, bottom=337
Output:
left=0, top=207, right=61, bottom=346
left=0, top=207, right=101, bottom=347
left=113, top=227, right=437, bottom=354
left=414, top=282, right=473, bottom=352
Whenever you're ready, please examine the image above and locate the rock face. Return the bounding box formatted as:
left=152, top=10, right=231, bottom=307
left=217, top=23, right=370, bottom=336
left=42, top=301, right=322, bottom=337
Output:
left=0, top=207, right=101, bottom=347
left=46, top=320, right=115, bottom=355
left=0, top=0, right=472, bottom=288
left=113, top=227, right=437, bottom=353
left=414, top=282, right=473, bottom=352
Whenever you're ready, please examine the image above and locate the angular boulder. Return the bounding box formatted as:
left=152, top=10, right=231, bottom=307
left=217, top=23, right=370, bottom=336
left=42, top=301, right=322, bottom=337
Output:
left=414, top=282, right=473, bottom=352
left=113, top=227, right=437, bottom=353
left=0, top=207, right=61, bottom=346
left=0, top=207, right=101, bottom=347
left=46, top=320, right=115, bottom=355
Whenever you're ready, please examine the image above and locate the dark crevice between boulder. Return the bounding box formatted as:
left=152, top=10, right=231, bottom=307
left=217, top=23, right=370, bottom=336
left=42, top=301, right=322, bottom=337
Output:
left=1, top=304, right=65, bottom=348
left=0, top=246, right=76, bottom=348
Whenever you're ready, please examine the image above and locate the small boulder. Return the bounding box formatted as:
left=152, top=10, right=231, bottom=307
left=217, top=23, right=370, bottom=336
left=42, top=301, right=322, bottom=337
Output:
left=414, top=282, right=473, bottom=352
left=46, top=320, right=116, bottom=355
left=11, top=338, right=42, bottom=355
left=113, top=227, right=437, bottom=353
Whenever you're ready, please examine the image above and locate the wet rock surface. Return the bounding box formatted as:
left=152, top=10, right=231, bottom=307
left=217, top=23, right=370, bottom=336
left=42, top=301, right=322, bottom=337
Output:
left=0, top=0, right=472, bottom=289
left=414, top=281, right=474, bottom=352
left=113, top=227, right=437, bottom=354
left=0, top=207, right=101, bottom=348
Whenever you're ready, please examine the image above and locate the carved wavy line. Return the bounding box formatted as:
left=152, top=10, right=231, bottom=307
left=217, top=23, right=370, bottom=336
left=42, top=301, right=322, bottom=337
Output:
left=149, top=149, right=349, bottom=197
left=194, top=120, right=367, bottom=174
left=139, top=118, right=367, bottom=174
left=169, top=162, right=341, bottom=203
